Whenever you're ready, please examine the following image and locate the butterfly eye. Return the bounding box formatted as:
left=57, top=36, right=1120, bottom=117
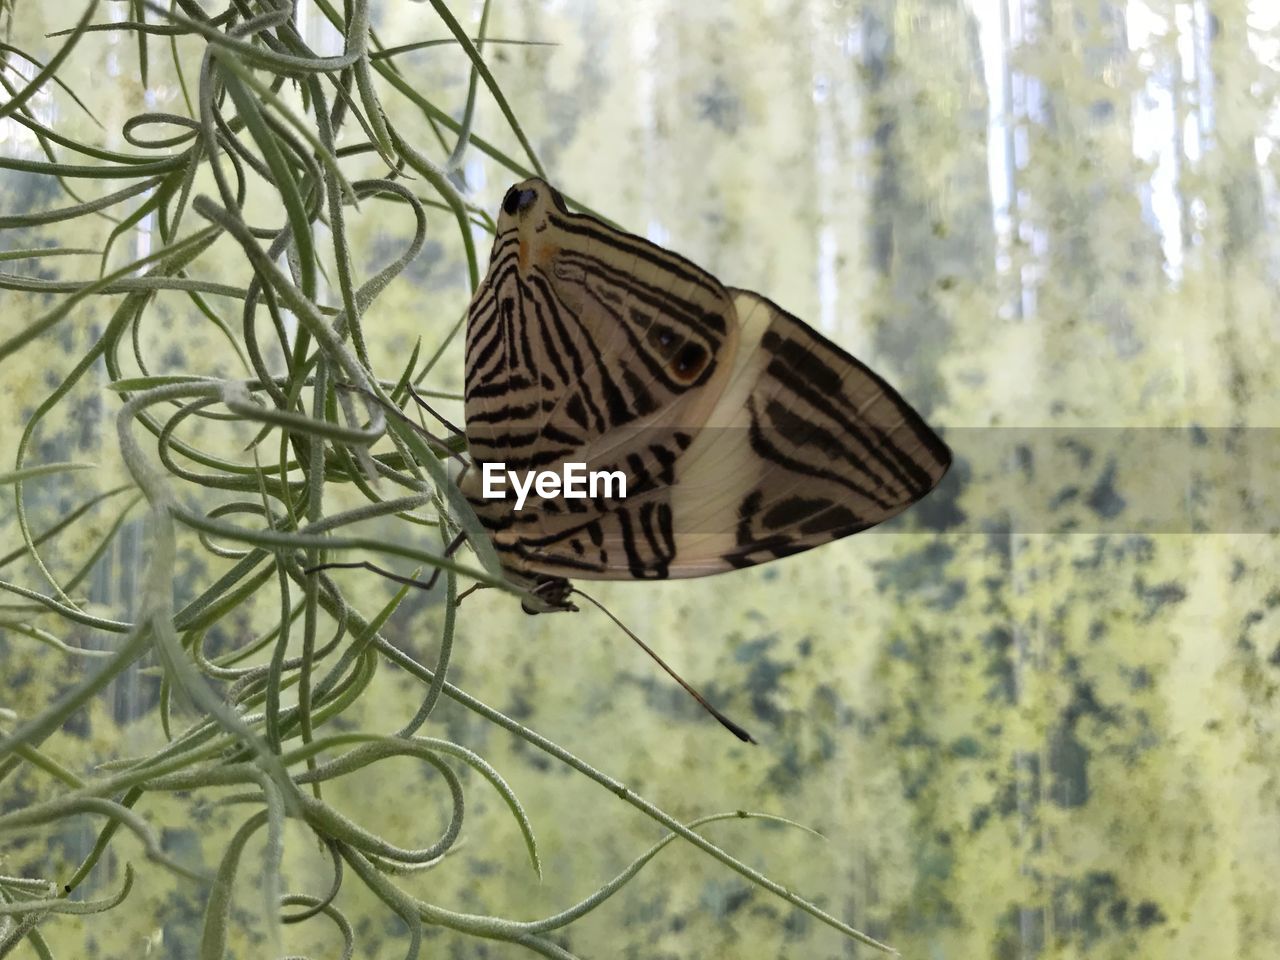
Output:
left=503, top=187, right=539, bottom=216
left=672, top=342, right=708, bottom=379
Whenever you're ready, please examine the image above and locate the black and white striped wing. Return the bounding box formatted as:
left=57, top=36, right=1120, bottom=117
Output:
left=513, top=288, right=951, bottom=580
left=463, top=179, right=740, bottom=579
left=461, top=178, right=950, bottom=585
left=648, top=288, right=950, bottom=575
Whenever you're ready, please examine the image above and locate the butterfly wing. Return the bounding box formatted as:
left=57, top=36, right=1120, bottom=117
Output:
left=463, top=179, right=741, bottom=580
left=646, top=288, right=951, bottom=575
left=463, top=179, right=950, bottom=585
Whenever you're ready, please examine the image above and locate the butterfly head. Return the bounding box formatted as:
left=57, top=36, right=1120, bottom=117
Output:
left=496, top=178, right=571, bottom=272
left=499, top=178, right=569, bottom=226
left=519, top=574, right=577, bottom=615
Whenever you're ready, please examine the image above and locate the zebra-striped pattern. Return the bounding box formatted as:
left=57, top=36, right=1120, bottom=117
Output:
left=462, top=179, right=950, bottom=609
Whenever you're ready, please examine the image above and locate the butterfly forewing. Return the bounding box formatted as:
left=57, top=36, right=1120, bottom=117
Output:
left=462, top=178, right=950, bottom=592
left=463, top=180, right=741, bottom=581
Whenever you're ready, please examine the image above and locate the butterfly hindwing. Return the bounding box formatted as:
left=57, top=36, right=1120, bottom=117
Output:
left=655, top=289, right=951, bottom=575
left=462, top=179, right=950, bottom=590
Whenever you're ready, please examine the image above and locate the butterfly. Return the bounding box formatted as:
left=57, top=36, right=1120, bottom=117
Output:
left=459, top=178, right=951, bottom=615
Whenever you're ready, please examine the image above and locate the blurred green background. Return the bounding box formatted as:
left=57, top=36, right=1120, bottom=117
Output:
left=2, top=1, right=1277, bottom=958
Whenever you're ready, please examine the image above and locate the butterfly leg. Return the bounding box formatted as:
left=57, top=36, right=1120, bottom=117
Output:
left=332, top=380, right=467, bottom=469
left=451, top=575, right=574, bottom=614
left=405, top=382, right=465, bottom=439
left=304, top=530, right=468, bottom=592
left=303, top=560, right=445, bottom=592
left=400, top=382, right=475, bottom=486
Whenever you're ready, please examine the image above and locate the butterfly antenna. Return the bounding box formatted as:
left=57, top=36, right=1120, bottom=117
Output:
left=571, top=588, right=757, bottom=745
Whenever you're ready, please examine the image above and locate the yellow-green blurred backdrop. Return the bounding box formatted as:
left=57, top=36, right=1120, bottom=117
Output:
left=2, top=1, right=1278, bottom=958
